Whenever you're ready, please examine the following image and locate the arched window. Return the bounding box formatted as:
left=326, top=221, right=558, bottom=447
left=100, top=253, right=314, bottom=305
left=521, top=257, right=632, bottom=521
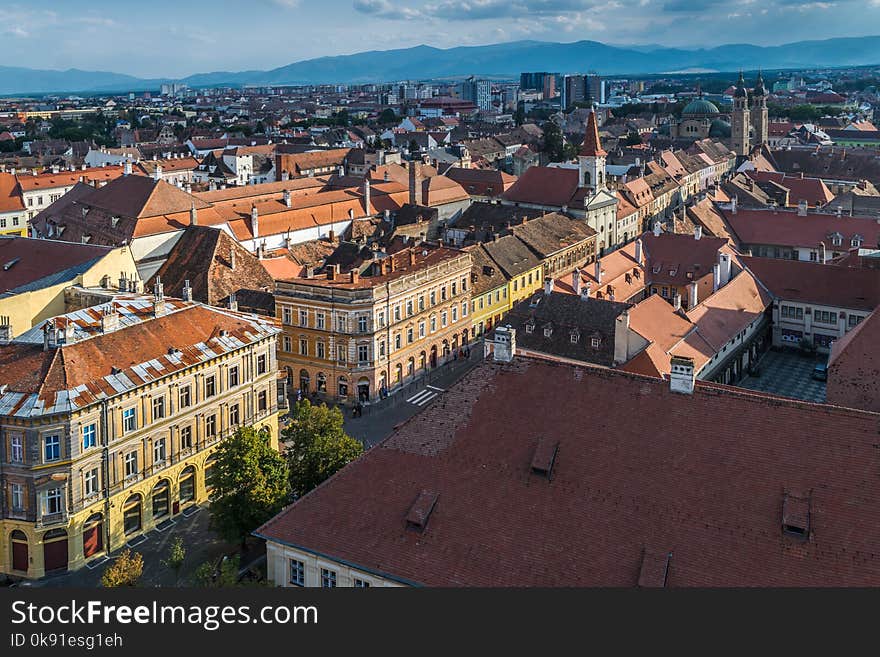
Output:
left=316, top=372, right=327, bottom=393
left=179, top=466, right=196, bottom=504
left=82, top=513, right=103, bottom=558
left=10, top=530, right=29, bottom=572
left=204, top=455, right=218, bottom=492
left=395, top=363, right=402, bottom=383
left=152, top=480, right=170, bottom=520
left=123, top=494, right=142, bottom=535
left=299, top=369, right=310, bottom=393
left=584, top=170, right=591, bottom=187
left=337, top=375, right=348, bottom=397
left=407, top=357, right=415, bottom=376
left=419, top=351, right=426, bottom=369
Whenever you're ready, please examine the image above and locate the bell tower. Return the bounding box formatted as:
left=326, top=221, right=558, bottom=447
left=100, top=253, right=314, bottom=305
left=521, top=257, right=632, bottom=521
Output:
left=578, top=109, right=607, bottom=193
left=750, top=70, right=769, bottom=147
left=731, top=71, right=751, bottom=157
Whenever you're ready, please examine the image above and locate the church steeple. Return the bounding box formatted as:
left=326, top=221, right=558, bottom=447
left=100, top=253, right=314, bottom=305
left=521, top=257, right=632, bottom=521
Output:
left=579, top=109, right=606, bottom=192
left=750, top=70, right=768, bottom=147
left=731, top=70, right=751, bottom=157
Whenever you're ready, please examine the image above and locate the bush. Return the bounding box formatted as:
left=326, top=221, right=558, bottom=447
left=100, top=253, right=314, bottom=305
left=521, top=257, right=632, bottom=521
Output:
left=101, top=549, right=143, bottom=587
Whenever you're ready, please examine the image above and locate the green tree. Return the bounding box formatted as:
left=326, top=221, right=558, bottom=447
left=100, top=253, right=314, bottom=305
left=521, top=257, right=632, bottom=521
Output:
left=625, top=131, right=643, bottom=146
left=378, top=108, right=397, bottom=124
left=193, top=554, right=240, bottom=587
left=284, top=400, right=363, bottom=499
left=208, top=426, right=290, bottom=546
left=541, top=120, right=568, bottom=163
left=160, top=536, right=186, bottom=582
left=513, top=102, right=525, bottom=126
left=101, top=549, right=144, bottom=587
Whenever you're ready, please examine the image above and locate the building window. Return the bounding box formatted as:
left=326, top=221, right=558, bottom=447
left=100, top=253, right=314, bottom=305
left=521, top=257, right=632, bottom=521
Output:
left=377, top=311, right=385, bottom=328
left=299, top=339, right=308, bottom=356
left=353, top=578, right=371, bottom=588
left=358, top=344, right=369, bottom=363
left=84, top=468, right=99, bottom=497
left=10, top=435, right=23, bottom=463
left=849, top=314, right=863, bottom=328
left=358, top=316, right=368, bottom=333
left=407, top=327, right=414, bottom=343
left=82, top=424, right=97, bottom=450
left=462, top=301, right=468, bottom=317
left=430, top=291, right=436, bottom=306
left=258, top=390, right=268, bottom=412
left=205, top=375, right=216, bottom=398
left=441, top=311, right=448, bottom=328
left=316, top=312, right=326, bottom=330
left=814, top=310, right=837, bottom=325
left=461, top=277, right=468, bottom=292
left=179, top=385, right=191, bottom=409
left=229, top=365, right=240, bottom=388
left=206, top=414, right=217, bottom=438
left=591, top=337, right=601, bottom=348
left=780, top=305, right=804, bottom=320
left=180, top=426, right=193, bottom=449
left=11, top=483, right=23, bottom=511
left=513, top=280, right=518, bottom=292
left=123, top=408, right=137, bottom=433
left=44, top=435, right=61, bottom=462
left=43, top=488, right=63, bottom=515
left=418, top=321, right=425, bottom=338
left=289, top=559, right=305, bottom=586
left=282, top=306, right=293, bottom=325
left=337, top=345, right=346, bottom=363
left=406, top=300, right=413, bottom=316
left=451, top=306, right=458, bottom=322
left=316, top=341, right=325, bottom=359
left=336, top=315, right=347, bottom=333
left=321, top=568, right=337, bottom=588
left=419, top=296, right=425, bottom=311
left=153, top=437, right=167, bottom=464
left=441, top=286, right=447, bottom=301
left=394, top=305, right=401, bottom=321
left=379, top=341, right=386, bottom=358
left=230, top=403, right=240, bottom=426
left=430, top=316, right=437, bottom=332
left=282, top=336, right=292, bottom=352
left=257, top=354, right=267, bottom=375
left=124, top=451, right=138, bottom=478
left=299, top=309, right=309, bottom=327
left=152, top=396, right=165, bottom=420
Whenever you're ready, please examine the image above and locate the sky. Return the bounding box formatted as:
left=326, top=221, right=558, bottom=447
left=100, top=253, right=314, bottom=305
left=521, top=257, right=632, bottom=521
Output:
left=2, top=0, right=879, bottom=78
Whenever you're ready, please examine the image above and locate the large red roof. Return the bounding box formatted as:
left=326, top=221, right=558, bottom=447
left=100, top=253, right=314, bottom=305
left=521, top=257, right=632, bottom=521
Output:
left=257, top=356, right=880, bottom=586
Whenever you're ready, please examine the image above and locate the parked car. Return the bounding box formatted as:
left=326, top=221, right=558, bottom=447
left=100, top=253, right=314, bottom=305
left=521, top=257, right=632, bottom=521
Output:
left=812, top=362, right=828, bottom=381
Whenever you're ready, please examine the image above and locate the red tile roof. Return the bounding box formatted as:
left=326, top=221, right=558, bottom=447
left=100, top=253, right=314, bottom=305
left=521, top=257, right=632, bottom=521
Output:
left=724, top=208, right=880, bottom=252
left=502, top=166, right=580, bottom=207
left=0, top=236, right=113, bottom=294
left=257, top=356, right=880, bottom=586
left=827, top=309, right=880, bottom=413
left=744, top=171, right=834, bottom=207
left=0, top=172, right=24, bottom=213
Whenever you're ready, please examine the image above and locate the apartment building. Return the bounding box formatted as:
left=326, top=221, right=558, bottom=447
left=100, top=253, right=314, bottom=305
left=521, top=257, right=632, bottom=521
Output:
left=275, top=241, right=472, bottom=402
left=0, top=294, right=280, bottom=578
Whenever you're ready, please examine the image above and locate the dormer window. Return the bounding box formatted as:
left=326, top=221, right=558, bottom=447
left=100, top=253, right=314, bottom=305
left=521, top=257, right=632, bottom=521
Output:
left=669, top=269, right=677, bottom=277
left=851, top=235, right=863, bottom=247
left=543, top=325, right=553, bottom=338
left=591, top=337, right=601, bottom=348
left=652, top=264, right=661, bottom=274
left=570, top=331, right=580, bottom=344
left=782, top=492, right=810, bottom=540
left=525, top=321, right=535, bottom=334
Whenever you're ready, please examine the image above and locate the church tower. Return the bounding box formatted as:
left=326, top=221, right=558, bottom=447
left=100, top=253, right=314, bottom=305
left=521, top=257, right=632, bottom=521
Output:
left=578, top=109, right=607, bottom=193
left=731, top=71, right=751, bottom=157
left=750, top=71, right=769, bottom=147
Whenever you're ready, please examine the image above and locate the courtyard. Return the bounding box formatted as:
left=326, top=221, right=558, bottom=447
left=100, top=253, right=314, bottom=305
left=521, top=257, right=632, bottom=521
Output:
left=737, top=348, right=827, bottom=403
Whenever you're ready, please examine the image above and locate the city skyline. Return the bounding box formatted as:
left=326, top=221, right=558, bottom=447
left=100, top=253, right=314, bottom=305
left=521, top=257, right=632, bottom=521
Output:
left=2, top=0, right=880, bottom=78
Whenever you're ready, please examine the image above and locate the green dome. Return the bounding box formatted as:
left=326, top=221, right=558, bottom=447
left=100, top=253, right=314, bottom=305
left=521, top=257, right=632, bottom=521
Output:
left=709, top=118, right=731, bottom=138
left=682, top=98, right=720, bottom=116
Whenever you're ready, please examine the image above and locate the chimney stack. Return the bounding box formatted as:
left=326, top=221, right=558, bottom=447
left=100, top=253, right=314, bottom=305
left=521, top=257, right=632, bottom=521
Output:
left=190, top=202, right=198, bottom=226
left=153, top=277, right=166, bottom=317
left=713, top=263, right=721, bottom=292
left=118, top=272, right=128, bottom=292
left=251, top=204, right=259, bottom=238
left=797, top=199, right=808, bottom=216
left=327, top=264, right=338, bottom=280
left=694, top=225, right=702, bottom=241
left=731, top=195, right=738, bottom=215
left=408, top=161, right=423, bottom=206
left=364, top=178, right=371, bottom=215
left=124, top=158, right=132, bottom=176
left=182, top=279, right=193, bottom=302
left=653, top=221, right=661, bottom=237
left=572, top=268, right=581, bottom=295
left=0, top=315, right=12, bottom=343
left=669, top=356, right=695, bottom=395
left=230, top=247, right=236, bottom=271
left=581, top=282, right=592, bottom=301
left=595, top=258, right=603, bottom=283
left=101, top=305, right=120, bottom=333
left=350, top=269, right=359, bottom=284
left=409, top=249, right=417, bottom=267
left=544, top=277, right=554, bottom=296
left=634, top=238, right=643, bottom=265
left=283, top=189, right=291, bottom=208
left=228, top=293, right=238, bottom=312
left=689, top=281, right=699, bottom=310
left=718, top=252, right=732, bottom=286
left=673, top=291, right=682, bottom=311
left=154, top=165, right=162, bottom=181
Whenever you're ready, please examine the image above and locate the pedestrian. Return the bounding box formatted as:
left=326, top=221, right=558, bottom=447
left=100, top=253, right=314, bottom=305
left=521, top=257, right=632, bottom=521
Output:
left=355, top=401, right=363, bottom=417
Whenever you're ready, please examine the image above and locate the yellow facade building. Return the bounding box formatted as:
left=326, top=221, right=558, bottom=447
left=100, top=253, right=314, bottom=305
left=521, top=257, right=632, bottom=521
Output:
left=0, top=294, right=280, bottom=579
left=465, top=244, right=511, bottom=338
left=481, top=233, right=544, bottom=307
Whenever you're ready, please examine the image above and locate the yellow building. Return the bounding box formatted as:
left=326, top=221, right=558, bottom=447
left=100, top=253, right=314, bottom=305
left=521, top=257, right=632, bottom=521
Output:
left=0, top=236, right=141, bottom=338
left=275, top=241, right=472, bottom=402
left=481, top=233, right=544, bottom=307
left=465, top=244, right=511, bottom=338
left=0, top=295, right=281, bottom=579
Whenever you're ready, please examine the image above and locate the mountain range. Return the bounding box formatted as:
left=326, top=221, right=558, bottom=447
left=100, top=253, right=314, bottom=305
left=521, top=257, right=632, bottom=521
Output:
left=3, top=35, right=880, bottom=96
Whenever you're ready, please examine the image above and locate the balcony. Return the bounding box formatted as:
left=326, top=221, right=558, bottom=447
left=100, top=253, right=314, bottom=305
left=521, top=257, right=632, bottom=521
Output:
left=36, top=511, right=68, bottom=529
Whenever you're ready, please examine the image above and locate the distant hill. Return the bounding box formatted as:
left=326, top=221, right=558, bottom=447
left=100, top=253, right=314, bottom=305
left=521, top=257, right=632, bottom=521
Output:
left=3, top=35, right=880, bottom=95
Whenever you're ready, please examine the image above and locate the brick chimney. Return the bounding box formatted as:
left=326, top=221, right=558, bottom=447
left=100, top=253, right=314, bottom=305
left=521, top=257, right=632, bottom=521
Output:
left=0, top=315, right=12, bottom=343
left=182, top=279, right=193, bottom=302
left=228, top=293, right=238, bottom=312
left=101, top=305, right=120, bottom=333
left=350, top=269, right=359, bottom=284
left=364, top=178, right=371, bottom=215
left=408, top=161, right=423, bottom=205
left=190, top=202, right=198, bottom=226
left=409, top=249, right=417, bottom=267
left=153, top=277, right=166, bottom=317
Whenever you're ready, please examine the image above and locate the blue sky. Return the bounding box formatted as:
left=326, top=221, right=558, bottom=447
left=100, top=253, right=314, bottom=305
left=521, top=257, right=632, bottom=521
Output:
left=2, top=0, right=879, bottom=78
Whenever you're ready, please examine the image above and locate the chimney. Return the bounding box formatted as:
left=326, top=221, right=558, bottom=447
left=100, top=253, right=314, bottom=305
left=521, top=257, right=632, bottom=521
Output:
left=364, top=178, right=371, bottom=214
left=669, top=355, right=695, bottom=395
left=230, top=247, right=236, bottom=271
left=653, top=221, right=661, bottom=237
left=694, top=225, right=702, bottom=241
left=42, top=320, right=54, bottom=351
left=185, top=182, right=192, bottom=194
left=408, top=161, right=423, bottom=206
left=689, top=281, right=699, bottom=310
left=118, top=272, right=128, bottom=291
left=350, top=269, right=359, bottom=284
left=595, top=259, right=602, bottom=283
left=731, top=195, right=738, bottom=215
left=251, top=204, right=259, bottom=238
left=124, top=159, right=132, bottom=176
left=228, top=293, right=238, bottom=312
left=572, top=268, right=582, bottom=295
left=328, top=229, right=336, bottom=242
left=337, top=165, right=345, bottom=177
left=634, top=239, right=643, bottom=265
left=581, top=282, right=592, bottom=301
left=409, top=249, right=417, bottom=267
left=672, top=291, right=682, bottom=311
left=490, top=325, right=516, bottom=363
left=281, top=170, right=289, bottom=181
left=544, top=277, right=554, bottom=296
left=797, top=199, right=808, bottom=216
left=713, top=263, right=721, bottom=292
left=327, top=264, right=338, bottom=280
left=153, top=277, right=166, bottom=317
left=209, top=179, right=217, bottom=191
left=718, top=252, right=732, bottom=286
left=0, top=315, right=12, bottom=343
left=190, top=202, right=198, bottom=226
left=182, top=279, right=193, bottom=302
left=154, top=164, right=163, bottom=181
left=101, top=305, right=120, bottom=333
left=283, top=189, right=291, bottom=208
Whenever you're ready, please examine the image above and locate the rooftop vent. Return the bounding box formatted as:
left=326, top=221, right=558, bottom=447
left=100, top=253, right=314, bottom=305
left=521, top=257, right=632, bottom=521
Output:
left=405, top=490, right=439, bottom=533
left=637, top=549, right=672, bottom=587
left=782, top=491, right=811, bottom=540
left=530, top=437, right=558, bottom=479
left=3, top=258, right=20, bottom=271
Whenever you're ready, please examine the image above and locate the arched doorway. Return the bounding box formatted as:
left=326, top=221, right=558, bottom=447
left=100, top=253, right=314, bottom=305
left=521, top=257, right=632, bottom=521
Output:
left=430, top=346, right=438, bottom=368
left=419, top=351, right=426, bottom=370
left=407, top=357, right=414, bottom=377
left=179, top=466, right=196, bottom=509
left=461, top=330, right=469, bottom=346
left=286, top=366, right=294, bottom=389
left=82, top=513, right=103, bottom=559
left=357, top=377, right=370, bottom=402
left=43, top=528, right=68, bottom=573
left=299, top=369, right=310, bottom=394
left=337, top=375, right=348, bottom=398
left=152, top=480, right=170, bottom=521
left=442, top=340, right=450, bottom=360
left=316, top=372, right=327, bottom=393
left=378, top=371, right=387, bottom=395
left=122, top=494, right=142, bottom=536
left=394, top=363, right=402, bottom=384
left=204, top=455, right=218, bottom=494
left=10, top=530, right=28, bottom=572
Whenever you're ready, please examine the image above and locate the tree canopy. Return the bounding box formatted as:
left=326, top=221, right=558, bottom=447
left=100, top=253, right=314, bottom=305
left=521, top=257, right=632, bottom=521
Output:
left=101, top=549, right=143, bottom=587
left=207, top=426, right=290, bottom=544
left=283, top=400, right=363, bottom=499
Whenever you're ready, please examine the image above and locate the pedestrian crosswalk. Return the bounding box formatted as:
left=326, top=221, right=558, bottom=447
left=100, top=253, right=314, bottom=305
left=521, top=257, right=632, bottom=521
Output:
left=406, top=385, right=445, bottom=407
